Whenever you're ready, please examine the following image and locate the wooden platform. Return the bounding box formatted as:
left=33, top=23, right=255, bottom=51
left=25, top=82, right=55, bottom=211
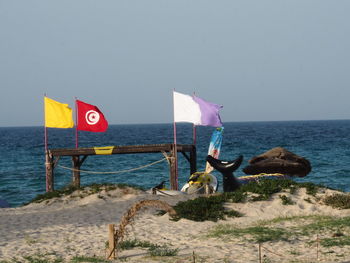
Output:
left=45, top=144, right=196, bottom=192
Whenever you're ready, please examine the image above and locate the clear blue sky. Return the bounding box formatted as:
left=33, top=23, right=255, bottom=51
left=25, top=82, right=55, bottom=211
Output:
left=1, top=0, right=349, bottom=127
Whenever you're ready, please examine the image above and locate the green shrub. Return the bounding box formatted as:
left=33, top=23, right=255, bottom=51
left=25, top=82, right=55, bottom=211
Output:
left=239, top=179, right=294, bottom=199
left=279, top=195, right=295, bottom=205
left=224, top=210, right=243, bottom=218
left=148, top=245, right=179, bottom=257
left=324, top=193, right=350, bottom=209
left=173, top=196, right=227, bottom=222
left=171, top=179, right=324, bottom=222
left=118, top=239, right=178, bottom=257
left=118, top=239, right=154, bottom=250
left=320, top=236, right=350, bottom=247
left=22, top=253, right=63, bottom=263
left=27, top=183, right=144, bottom=204
left=70, top=256, right=109, bottom=262
left=208, top=225, right=290, bottom=243
left=222, top=191, right=247, bottom=203
left=298, top=182, right=319, bottom=196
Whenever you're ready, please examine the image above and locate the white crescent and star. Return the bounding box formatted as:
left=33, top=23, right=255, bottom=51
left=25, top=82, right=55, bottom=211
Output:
left=85, top=110, right=100, bottom=125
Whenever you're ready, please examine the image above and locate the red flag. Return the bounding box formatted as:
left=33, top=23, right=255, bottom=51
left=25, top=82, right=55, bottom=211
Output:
left=76, top=100, right=108, bottom=132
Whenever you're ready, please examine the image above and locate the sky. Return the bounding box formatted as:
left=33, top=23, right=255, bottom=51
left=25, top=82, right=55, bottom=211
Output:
left=1, top=0, right=350, bottom=127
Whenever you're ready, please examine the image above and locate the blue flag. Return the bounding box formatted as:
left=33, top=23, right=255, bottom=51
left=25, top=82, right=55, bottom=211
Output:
left=205, top=127, right=224, bottom=173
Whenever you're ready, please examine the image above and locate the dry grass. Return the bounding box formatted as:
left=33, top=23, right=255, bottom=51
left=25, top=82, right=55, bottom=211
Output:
left=109, top=199, right=176, bottom=259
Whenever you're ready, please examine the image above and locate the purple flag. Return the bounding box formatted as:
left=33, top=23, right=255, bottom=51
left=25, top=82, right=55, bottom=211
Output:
left=173, top=91, right=223, bottom=127
left=192, top=95, right=223, bottom=127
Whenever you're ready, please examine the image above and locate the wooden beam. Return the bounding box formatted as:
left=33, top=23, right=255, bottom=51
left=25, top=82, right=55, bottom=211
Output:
left=50, top=144, right=193, bottom=157
left=181, top=151, right=190, bottom=162
left=79, top=155, right=88, bottom=166
left=46, top=144, right=196, bottom=192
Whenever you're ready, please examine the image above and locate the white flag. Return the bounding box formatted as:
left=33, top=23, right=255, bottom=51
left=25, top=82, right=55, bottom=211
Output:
left=173, top=91, right=202, bottom=124
left=173, top=91, right=223, bottom=127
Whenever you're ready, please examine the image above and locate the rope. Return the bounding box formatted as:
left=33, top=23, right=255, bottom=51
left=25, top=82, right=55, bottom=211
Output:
left=260, top=244, right=285, bottom=258
left=57, top=157, right=167, bottom=175
left=154, top=189, right=175, bottom=196
left=188, top=185, right=206, bottom=195
left=153, top=184, right=206, bottom=196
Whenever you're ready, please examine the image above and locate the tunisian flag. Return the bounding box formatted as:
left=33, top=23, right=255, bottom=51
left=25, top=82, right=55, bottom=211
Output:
left=76, top=100, right=108, bottom=132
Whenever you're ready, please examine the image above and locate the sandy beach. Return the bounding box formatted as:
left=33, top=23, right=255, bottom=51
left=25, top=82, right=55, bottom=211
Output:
left=1, top=185, right=350, bottom=263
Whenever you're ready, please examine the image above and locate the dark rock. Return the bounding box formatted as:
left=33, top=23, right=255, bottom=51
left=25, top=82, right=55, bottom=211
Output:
left=242, top=147, right=311, bottom=177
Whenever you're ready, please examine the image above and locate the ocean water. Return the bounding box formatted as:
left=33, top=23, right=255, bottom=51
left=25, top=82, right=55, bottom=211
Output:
left=1, top=120, right=350, bottom=207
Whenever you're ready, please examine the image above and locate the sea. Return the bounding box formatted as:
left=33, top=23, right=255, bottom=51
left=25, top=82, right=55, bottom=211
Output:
left=1, top=120, right=350, bottom=208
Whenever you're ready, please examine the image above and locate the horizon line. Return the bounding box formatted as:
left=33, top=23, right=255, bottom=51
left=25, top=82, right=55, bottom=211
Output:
left=1, top=118, right=350, bottom=129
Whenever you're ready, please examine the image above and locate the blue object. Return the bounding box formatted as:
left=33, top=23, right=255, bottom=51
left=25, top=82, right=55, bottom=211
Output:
left=0, top=199, right=10, bottom=208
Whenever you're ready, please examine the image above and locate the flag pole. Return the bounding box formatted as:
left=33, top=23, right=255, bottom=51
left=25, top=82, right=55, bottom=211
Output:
left=75, top=97, right=79, bottom=148
left=192, top=92, right=197, bottom=145
left=44, top=94, right=50, bottom=192
left=193, top=124, right=197, bottom=145
left=44, top=95, right=48, bottom=153
left=173, top=90, right=178, bottom=190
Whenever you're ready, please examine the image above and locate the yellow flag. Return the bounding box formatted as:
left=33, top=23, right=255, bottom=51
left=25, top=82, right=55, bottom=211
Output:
left=44, top=97, right=74, bottom=128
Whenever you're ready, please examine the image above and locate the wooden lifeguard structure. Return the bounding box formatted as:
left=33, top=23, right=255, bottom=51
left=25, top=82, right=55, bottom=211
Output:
left=45, top=143, right=196, bottom=192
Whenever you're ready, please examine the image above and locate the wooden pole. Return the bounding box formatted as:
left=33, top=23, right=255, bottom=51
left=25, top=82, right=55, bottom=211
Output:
left=75, top=98, right=79, bottom=149
left=259, top=243, right=262, bottom=263
left=45, top=151, right=54, bottom=192
left=190, top=145, right=197, bottom=175
left=192, top=124, right=197, bottom=145
left=44, top=95, right=53, bottom=192
left=317, top=234, right=319, bottom=261
left=72, top=156, right=81, bottom=188
left=172, top=90, right=179, bottom=190
left=107, top=224, right=115, bottom=260
left=170, top=144, right=177, bottom=190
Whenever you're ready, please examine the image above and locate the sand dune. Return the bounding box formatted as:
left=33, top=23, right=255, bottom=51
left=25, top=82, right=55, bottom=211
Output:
left=1, top=185, right=350, bottom=262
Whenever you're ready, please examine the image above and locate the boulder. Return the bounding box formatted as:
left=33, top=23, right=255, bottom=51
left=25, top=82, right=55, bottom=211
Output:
left=242, top=147, right=311, bottom=177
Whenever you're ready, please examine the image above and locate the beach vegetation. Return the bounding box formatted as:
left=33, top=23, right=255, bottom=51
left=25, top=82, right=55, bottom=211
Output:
left=227, top=178, right=322, bottom=202
left=111, top=199, right=176, bottom=259
left=304, top=197, right=313, bottom=203
left=323, top=193, right=350, bottom=209
left=225, top=209, right=244, bottom=218
left=289, top=185, right=297, bottom=194
left=171, top=179, right=323, bottom=222
left=70, top=256, right=109, bottom=262
left=320, top=236, right=350, bottom=247
left=208, top=224, right=290, bottom=243
left=26, top=183, right=144, bottom=204
left=0, top=253, right=64, bottom=263
left=207, top=215, right=350, bottom=249
left=289, top=249, right=302, bottom=255
left=298, top=216, right=350, bottom=235
left=1, top=255, right=115, bottom=263
left=148, top=245, right=179, bottom=257
left=117, top=238, right=155, bottom=250
left=118, top=238, right=178, bottom=257
left=279, top=194, right=295, bottom=205
left=239, top=178, right=291, bottom=198
left=172, top=195, right=242, bottom=222
left=298, top=182, right=319, bottom=196
left=24, top=234, right=38, bottom=245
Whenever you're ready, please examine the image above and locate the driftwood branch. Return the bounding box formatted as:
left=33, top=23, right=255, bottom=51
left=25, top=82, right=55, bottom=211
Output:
left=107, top=199, right=176, bottom=260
